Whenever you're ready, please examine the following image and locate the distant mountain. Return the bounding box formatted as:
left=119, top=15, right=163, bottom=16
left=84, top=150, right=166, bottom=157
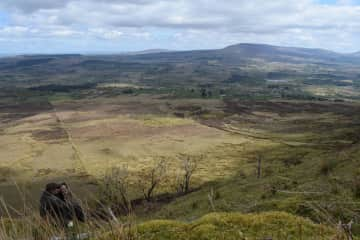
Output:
left=0, top=54, right=15, bottom=58
left=2, top=43, right=360, bottom=70
left=1, top=42, right=360, bottom=89
left=221, top=43, right=347, bottom=62
left=122, top=49, right=171, bottom=56
left=120, top=43, right=360, bottom=65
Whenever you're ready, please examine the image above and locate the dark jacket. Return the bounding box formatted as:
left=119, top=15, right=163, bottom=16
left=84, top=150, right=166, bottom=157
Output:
left=39, top=191, right=73, bottom=226
left=72, top=201, right=85, bottom=222
left=57, top=193, right=85, bottom=223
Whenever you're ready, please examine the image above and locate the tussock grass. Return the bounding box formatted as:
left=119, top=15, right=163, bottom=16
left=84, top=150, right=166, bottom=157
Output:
left=134, top=115, right=194, bottom=127
left=0, top=195, right=355, bottom=240
left=99, top=211, right=346, bottom=240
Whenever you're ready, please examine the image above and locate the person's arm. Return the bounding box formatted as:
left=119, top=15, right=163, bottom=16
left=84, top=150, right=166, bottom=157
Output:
left=56, top=198, right=74, bottom=225
left=39, top=198, right=48, bottom=219
left=73, top=202, right=85, bottom=222
left=39, top=203, right=47, bottom=218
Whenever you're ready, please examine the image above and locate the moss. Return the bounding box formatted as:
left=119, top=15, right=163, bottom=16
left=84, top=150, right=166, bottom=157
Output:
left=137, top=220, right=188, bottom=240
left=100, top=211, right=338, bottom=240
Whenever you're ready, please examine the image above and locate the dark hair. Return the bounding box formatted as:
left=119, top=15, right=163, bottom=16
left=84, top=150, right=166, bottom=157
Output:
left=45, top=182, right=60, bottom=192
left=58, top=182, right=73, bottom=201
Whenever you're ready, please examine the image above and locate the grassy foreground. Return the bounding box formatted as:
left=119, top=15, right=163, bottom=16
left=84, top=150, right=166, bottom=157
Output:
left=100, top=211, right=343, bottom=240
left=2, top=211, right=347, bottom=240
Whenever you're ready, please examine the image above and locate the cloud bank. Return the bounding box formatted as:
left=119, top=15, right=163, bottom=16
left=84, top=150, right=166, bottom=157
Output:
left=0, top=0, right=360, bottom=53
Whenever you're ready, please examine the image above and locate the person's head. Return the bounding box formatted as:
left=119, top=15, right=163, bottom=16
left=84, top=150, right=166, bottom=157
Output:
left=45, top=183, right=60, bottom=195
left=59, top=182, right=69, bottom=196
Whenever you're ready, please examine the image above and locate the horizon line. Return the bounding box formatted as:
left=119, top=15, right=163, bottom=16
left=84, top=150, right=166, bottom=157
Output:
left=0, top=43, right=359, bottom=57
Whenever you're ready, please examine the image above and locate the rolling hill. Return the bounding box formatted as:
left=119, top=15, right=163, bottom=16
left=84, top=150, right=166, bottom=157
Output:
left=119, top=43, right=360, bottom=64
left=0, top=43, right=360, bottom=90
left=1, top=43, right=360, bottom=66
left=1, top=43, right=360, bottom=239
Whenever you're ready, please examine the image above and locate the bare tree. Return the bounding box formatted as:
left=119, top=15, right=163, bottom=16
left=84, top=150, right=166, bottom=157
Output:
left=207, top=187, right=216, bottom=211
left=139, top=159, right=167, bottom=202
left=101, top=166, right=132, bottom=214
left=177, top=154, right=200, bottom=194
left=337, top=220, right=354, bottom=240
left=256, top=153, right=263, bottom=179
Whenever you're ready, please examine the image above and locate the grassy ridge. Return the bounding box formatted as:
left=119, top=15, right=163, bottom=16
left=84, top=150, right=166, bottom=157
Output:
left=100, top=211, right=341, bottom=240
left=1, top=211, right=344, bottom=240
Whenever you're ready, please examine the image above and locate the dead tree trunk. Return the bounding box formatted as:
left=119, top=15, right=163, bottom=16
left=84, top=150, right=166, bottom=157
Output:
left=257, top=154, right=262, bottom=179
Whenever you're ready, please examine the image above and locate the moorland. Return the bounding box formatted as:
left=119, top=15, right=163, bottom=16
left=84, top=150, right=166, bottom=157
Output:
left=1, top=43, right=360, bottom=239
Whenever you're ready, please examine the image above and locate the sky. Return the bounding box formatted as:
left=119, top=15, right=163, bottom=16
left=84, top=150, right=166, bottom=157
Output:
left=0, top=0, right=360, bottom=54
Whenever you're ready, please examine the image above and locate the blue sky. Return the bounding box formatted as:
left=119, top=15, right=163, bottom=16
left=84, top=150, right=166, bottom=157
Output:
left=0, top=11, right=9, bottom=26
left=320, top=0, right=360, bottom=4
left=0, top=0, right=360, bottom=54
left=318, top=0, right=339, bottom=4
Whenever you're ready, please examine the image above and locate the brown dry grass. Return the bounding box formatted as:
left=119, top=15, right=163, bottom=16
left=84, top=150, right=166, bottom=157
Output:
left=0, top=96, right=248, bottom=210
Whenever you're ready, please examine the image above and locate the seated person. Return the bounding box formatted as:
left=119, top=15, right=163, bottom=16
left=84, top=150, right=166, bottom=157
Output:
left=58, top=182, right=85, bottom=223
left=39, top=183, right=73, bottom=227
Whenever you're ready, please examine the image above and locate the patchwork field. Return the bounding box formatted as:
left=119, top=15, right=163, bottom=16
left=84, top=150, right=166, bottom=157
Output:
left=0, top=95, right=251, bottom=210
left=2, top=89, right=360, bottom=226
left=1, top=47, right=360, bottom=239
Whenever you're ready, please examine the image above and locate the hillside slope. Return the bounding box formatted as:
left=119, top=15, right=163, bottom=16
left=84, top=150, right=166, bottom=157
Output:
left=121, top=43, right=360, bottom=64
left=99, top=212, right=339, bottom=240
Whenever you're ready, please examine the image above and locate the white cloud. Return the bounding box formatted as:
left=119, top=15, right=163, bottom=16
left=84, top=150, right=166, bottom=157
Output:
left=50, top=28, right=82, bottom=37
left=0, top=26, right=29, bottom=36
left=0, top=0, right=360, bottom=53
left=89, top=28, right=123, bottom=39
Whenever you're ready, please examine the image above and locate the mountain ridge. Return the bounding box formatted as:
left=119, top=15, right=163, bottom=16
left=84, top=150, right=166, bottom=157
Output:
left=1, top=43, right=360, bottom=67
left=2, top=43, right=359, bottom=57
left=115, top=43, right=360, bottom=65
